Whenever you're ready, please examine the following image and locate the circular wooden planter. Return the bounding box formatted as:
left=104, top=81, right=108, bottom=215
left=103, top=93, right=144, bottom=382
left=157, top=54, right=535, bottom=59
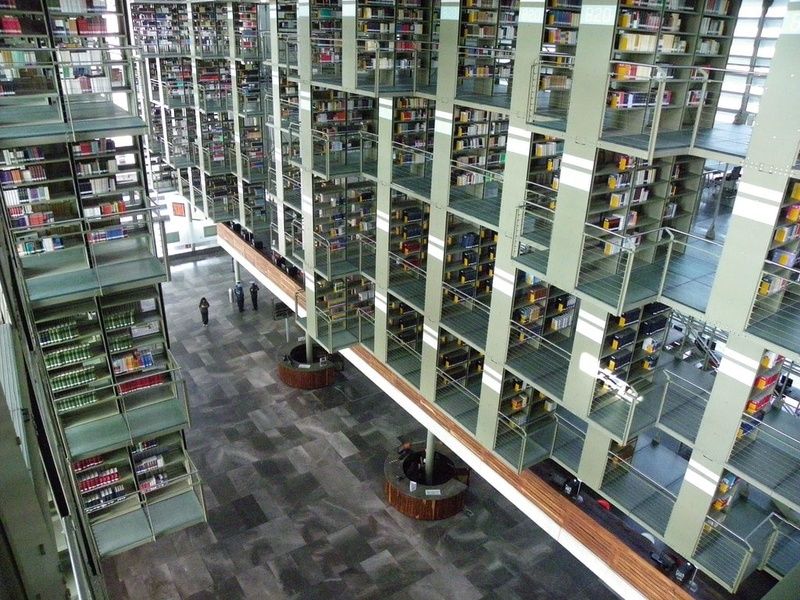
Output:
left=384, top=445, right=470, bottom=521
left=277, top=343, right=338, bottom=389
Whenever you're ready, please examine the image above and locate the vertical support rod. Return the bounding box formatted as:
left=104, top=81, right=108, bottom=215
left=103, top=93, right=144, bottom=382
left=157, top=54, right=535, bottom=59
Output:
left=425, top=429, right=436, bottom=485
left=305, top=327, right=314, bottom=363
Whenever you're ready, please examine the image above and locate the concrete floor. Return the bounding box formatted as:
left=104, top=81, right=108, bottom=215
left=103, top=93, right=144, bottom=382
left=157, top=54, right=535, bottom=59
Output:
left=101, top=252, right=619, bottom=600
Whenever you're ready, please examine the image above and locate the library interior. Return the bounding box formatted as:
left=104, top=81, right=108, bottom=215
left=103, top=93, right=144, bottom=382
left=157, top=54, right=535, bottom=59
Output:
left=1, top=0, right=800, bottom=598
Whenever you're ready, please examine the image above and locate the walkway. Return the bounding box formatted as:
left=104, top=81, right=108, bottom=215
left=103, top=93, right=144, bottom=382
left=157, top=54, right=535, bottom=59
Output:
left=102, top=252, right=618, bottom=600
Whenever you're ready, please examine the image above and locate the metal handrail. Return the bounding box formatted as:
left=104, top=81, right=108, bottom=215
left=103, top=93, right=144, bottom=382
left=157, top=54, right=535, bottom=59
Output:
left=606, top=451, right=678, bottom=501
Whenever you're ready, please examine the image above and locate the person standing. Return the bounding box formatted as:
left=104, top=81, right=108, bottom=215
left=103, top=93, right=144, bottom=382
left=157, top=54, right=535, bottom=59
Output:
left=198, top=297, right=210, bottom=327
left=233, top=281, right=245, bottom=313
left=249, top=282, right=260, bottom=310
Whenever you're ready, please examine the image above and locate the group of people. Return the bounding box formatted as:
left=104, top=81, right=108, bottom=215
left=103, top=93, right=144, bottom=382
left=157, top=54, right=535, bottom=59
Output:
left=198, top=280, right=260, bottom=327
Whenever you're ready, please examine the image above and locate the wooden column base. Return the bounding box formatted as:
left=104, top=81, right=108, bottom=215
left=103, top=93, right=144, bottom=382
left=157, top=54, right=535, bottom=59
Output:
left=384, top=479, right=466, bottom=521
left=277, top=344, right=338, bottom=389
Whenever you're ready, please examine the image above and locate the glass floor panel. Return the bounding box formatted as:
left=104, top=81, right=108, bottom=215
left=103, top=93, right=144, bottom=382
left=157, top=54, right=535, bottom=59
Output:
left=149, top=489, right=205, bottom=537
left=65, top=413, right=130, bottom=458
left=92, top=508, right=152, bottom=557
left=577, top=262, right=664, bottom=311
left=601, top=123, right=752, bottom=160
left=506, top=343, right=569, bottom=400
left=449, top=186, right=502, bottom=228
left=661, top=252, right=718, bottom=313
left=392, top=168, right=432, bottom=200
left=436, top=387, right=480, bottom=434
left=126, top=398, right=188, bottom=440
left=514, top=250, right=549, bottom=277
left=455, top=88, right=512, bottom=110
left=747, top=303, right=800, bottom=356
left=657, top=392, right=706, bottom=445
left=96, top=257, right=166, bottom=289
left=601, top=469, right=674, bottom=535
left=387, top=347, right=422, bottom=389
left=388, top=277, right=427, bottom=312
left=440, top=306, right=489, bottom=351
left=551, top=433, right=582, bottom=473
left=728, top=438, right=800, bottom=507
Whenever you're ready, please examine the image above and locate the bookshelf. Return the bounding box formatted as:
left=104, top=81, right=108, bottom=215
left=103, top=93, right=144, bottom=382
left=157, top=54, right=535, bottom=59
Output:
left=314, top=273, right=375, bottom=350
left=590, top=302, right=672, bottom=440
left=277, top=0, right=298, bottom=72
left=386, top=295, right=424, bottom=388
left=436, top=327, right=484, bottom=433
left=312, top=175, right=375, bottom=278
left=456, top=0, right=518, bottom=108
left=311, top=0, right=341, bottom=84
left=452, top=105, right=508, bottom=172
left=356, top=0, right=432, bottom=93
left=528, top=133, right=563, bottom=201
left=605, top=0, right=741, bottom=138
left=309, top=87, right=376, bottom=177
left=504, top=269, right=578, bottom=401
left=533, top=0, right=582, bottom=127
left=191, top=1, right=229, bottom=58
left=440, top=214, right=496, bottom=350
left=130, top=2, right=191, bottom=56
left=494, top=371, right=559, bottom=469
left=388, top=191, right=428, bottom=310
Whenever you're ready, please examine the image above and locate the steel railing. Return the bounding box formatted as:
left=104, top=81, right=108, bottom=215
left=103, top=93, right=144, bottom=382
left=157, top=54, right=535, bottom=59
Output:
left=656, top=370, right=712, bottom=445
left=728, top=411, right=800, bottom=507
left=449, top=161, right=505, bottom=226
left=391, top=141, right=433, bottom=199
left=388, top=250, right=427, bottom=309
left=355, top=40, right=439, bottom=95
left=550, top=414, right=586, bottom=473
left=311, top=37, right=342, bottom=83
left=386, top=327, right=423, bottom=388
left=599, top=63, right=763, bottom=160
left=528, top=55, right=576, bottom=130
left=589, top=365, right=661, bottom=444
left=435, top=367, right=481, bottom=434
left=577, top=222, right=674, bottom=314
left=456, top=45, right=515, bottom=108
left=506, top=320, right=573, bottom=401
left=747, top=261, right=800, bottom=356
left=512, top=192, right=557, bottom=275
left=494, top=408, right=557, bottom=473
left=601, top=451, right=678, bottom=535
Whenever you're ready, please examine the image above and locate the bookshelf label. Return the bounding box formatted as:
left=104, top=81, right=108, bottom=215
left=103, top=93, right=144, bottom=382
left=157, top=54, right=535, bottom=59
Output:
left=582, top=5, right=615, bottom=26
left=519, top=6, right=545, bottom=25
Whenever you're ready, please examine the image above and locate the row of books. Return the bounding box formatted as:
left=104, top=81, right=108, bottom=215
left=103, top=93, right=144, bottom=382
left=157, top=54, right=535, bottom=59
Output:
left=0, top=165, right=47, bottom=185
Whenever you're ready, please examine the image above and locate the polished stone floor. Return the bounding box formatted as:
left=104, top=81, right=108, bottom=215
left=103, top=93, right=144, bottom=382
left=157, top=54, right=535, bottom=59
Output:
left=102, top=252, right=619, bottom=600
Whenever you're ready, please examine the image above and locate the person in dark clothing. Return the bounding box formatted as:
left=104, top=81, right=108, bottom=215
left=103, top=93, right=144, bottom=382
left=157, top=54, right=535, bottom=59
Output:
left=199, top=297, right=210, bottom=327
left=249, top=282, right=259, bottom=310
left=233, top=281, right=245, bottom=312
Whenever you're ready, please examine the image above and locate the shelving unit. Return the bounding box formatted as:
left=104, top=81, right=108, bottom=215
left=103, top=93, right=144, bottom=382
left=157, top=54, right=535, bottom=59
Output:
left=603, top=0, right=741, bottom=139
left=456, top=0, right=518, bottom=108
left=436, top=328, right=484, bottom=433
left=386, top=295, right=424, bottom=388
left=311, top=176, right=375, bottom=279
left=356, top=0, right=433, bottom=92
left=532, top=0, right=583, bottom=128
left=388, top=191, right=428, bottom=310
left=0, top=0, right=205, bottom=561
left=439, top=215, right=496, bottom=350
left=751, top=179, right=800, bottom=338
left=590, top=302, right=672, bottom=442
left=311, top=0, right=341, bottom=84
left=313, top=273, right=375, bottom=351
left=505, top=269, right=577, bottom=401
left=494, top=372, right=558, bottom=470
